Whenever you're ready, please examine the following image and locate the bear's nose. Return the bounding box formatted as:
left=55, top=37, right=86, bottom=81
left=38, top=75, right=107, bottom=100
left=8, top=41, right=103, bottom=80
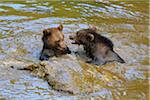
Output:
left=59, top=42, right=65, bottom=49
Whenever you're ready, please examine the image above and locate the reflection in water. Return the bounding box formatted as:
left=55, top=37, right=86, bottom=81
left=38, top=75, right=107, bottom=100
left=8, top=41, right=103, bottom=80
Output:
left=0, top=0, right=149, bottom=99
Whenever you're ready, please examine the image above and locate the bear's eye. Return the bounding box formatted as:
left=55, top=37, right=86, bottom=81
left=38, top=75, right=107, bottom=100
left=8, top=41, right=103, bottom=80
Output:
left=56, top=40, right=60, bottom=44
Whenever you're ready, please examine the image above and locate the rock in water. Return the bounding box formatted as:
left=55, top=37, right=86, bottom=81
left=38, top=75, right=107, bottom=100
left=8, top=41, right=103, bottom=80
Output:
left=23, top=56, right=125, bottom=95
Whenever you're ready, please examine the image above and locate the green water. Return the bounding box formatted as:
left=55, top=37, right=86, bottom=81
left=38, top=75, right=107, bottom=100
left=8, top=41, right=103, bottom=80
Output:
left=0, top=0, right=149, bottom=100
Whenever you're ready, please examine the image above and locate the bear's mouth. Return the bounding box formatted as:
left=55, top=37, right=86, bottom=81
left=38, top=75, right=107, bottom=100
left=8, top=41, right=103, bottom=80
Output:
left=70, top=41, right=82, bottom=45
left=69, top=35, right=82, bottom=45
left=72, top=41, right=78, bottom=44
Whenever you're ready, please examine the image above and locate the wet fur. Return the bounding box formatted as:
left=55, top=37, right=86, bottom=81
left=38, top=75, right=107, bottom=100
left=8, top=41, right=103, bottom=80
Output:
left=82, top=29, right=113, bottom=58
left=40, top=25, right=70, bottom=61
left=70, top=28, right=125, bottom=65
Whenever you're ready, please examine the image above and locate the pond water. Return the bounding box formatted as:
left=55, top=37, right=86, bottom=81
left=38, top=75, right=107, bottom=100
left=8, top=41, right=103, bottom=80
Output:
left=0, top=0, right=149, bottom=100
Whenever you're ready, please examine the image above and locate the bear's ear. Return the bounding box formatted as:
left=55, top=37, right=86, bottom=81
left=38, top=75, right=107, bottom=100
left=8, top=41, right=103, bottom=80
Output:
left=87, top=34, right=94, bottom=41
left=58, top=24, right=63, bottom=31
left=89, top=25, right=97, bottom=31
left=43, top=29, right=51, bottom=36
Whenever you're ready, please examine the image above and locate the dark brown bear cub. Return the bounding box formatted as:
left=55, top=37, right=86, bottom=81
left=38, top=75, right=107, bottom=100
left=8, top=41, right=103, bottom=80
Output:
left=40, top=24, right=70, bottom=60
left=69, top=27, right=125, bottom=65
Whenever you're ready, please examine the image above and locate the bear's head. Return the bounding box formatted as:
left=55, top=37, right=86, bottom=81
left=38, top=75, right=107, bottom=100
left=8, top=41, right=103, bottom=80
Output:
left=42, top=24, right=68, bottom=52
left=69, top=28, right=96, bottom=45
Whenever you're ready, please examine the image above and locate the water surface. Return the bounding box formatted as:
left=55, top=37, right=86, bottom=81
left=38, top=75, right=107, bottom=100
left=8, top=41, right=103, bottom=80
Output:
left=0, top=0, right=149, bottom=100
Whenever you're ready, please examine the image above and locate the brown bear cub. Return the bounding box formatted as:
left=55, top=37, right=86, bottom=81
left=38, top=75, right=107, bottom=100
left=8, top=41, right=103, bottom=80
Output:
left=69, top=27, right=125, bottom=65
left=40, top=24, right=71, bottom=60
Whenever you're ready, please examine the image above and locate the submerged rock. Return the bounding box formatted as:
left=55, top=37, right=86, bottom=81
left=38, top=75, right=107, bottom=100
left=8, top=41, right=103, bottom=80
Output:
left=0, top=55, right=148, bottom=99
left=23, top=61, right=80, bottom=94
left=22, top=55, right=126, bottom=95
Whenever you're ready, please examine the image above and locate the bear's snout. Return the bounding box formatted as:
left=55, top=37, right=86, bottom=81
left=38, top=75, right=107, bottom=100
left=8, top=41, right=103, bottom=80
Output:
left=69, top=34, right=75, bottom=40
left=69, top=34, right=80, bottom=44
left=59, top=41, right=66, bottom=50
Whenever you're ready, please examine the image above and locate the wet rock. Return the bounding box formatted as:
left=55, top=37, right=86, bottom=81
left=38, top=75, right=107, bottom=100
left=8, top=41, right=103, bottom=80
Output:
left=23, top=55, right=126, bottom=95
left=24, top=61, right=80, bottom=94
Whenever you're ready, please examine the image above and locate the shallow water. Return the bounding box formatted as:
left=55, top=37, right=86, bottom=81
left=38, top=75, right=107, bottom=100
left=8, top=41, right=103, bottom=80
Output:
left=0, top=0, right=149, bottom=100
